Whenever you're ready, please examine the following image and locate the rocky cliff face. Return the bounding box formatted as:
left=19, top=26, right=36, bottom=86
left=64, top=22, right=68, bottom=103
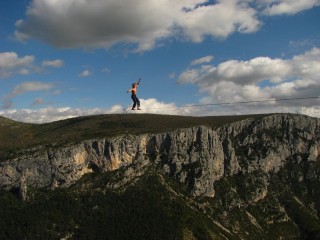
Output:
left=1, top=113, right=320, bottom=239
left=1, top=114, right=319, bottom=196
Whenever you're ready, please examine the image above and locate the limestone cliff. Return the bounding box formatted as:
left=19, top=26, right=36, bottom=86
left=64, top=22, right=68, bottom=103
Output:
left=1, top=113, right=319, bottom=199
left=1, top=113, right=320, bottom=239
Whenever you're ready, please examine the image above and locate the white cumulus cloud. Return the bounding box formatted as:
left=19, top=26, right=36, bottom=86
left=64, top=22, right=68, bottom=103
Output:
left=2, top=81, right=55, bottom=109
left=10, top=81, right=54, bottom=97
left=14, top=1, right=320, bottom=52
left=177, top=48, right=320, bottom=115
left=0, top=52, right=34, bottom=78
left=14, top=0, right=263, bottom=51
left=79, top=70, right=92, bottom=77
left=261, top=0, right=320, bottom=15
left=42, top=59, right=64, bottom=68
left=191, top=56, right=214, bottom=66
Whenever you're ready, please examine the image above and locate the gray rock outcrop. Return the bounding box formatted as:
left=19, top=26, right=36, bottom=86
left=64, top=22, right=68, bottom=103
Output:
left=0, top=113, right=319, bottom=200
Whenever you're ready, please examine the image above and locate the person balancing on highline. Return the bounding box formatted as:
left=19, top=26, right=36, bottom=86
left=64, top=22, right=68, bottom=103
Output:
left=127, top=78, right=141, bottom=110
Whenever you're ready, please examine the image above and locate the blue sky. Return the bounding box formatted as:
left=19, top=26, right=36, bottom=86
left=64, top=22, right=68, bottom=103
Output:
left=1, top=0, right=320, bottom=123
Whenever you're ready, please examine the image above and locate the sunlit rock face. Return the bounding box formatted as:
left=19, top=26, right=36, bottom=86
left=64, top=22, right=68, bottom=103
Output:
left=0, top=114, right=319, bottom=200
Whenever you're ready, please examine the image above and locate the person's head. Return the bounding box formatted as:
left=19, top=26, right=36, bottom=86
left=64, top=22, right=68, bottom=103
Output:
left=132, top=83, right=137, bottom=88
